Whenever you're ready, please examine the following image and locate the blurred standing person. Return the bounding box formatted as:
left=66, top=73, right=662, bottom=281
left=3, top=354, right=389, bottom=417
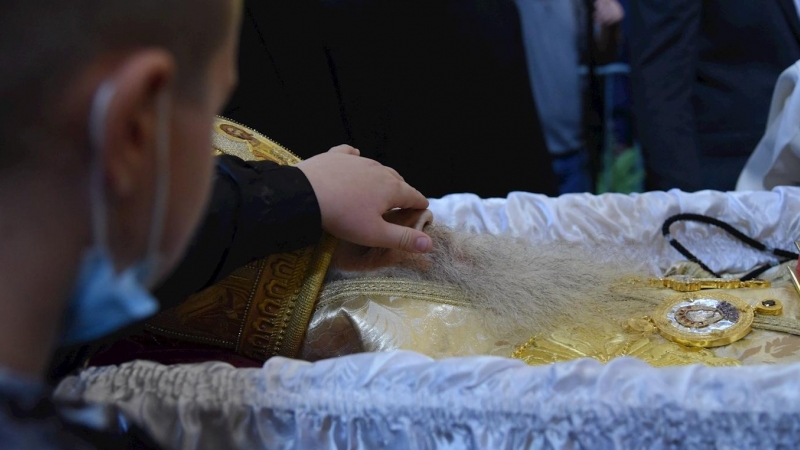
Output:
left=227, top=0, right=561, bottom=199
left=516, top=0, right=625, bottom=194
left=630, top=1, right=800, bottom=192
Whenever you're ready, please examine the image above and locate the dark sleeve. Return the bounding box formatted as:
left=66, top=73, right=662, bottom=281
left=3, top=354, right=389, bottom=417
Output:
left=46, top=155, right=321, bottom=382
left=154, top=154, right=322, bottom=309
left=629, top=0, right=703, bottom=191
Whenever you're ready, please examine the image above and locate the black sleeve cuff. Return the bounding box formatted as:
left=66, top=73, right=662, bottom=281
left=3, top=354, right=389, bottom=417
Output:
left=215, top=155, right=323, bottom=276
left=155, top=155, right=322, bottom=308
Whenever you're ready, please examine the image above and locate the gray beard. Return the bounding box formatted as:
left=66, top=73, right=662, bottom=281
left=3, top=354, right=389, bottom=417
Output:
left=326, top=224, right=658, bottom=336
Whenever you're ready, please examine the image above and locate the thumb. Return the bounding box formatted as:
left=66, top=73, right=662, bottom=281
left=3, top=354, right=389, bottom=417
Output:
left=376, top=222, right=432, bottom=253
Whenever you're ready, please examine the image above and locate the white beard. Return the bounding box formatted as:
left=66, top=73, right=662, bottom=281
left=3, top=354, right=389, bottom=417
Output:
left=327, top=224, right=659, bottom=336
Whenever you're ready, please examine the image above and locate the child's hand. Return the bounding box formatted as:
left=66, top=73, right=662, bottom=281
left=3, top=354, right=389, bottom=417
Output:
left=296, top=145, right=432, bottom=253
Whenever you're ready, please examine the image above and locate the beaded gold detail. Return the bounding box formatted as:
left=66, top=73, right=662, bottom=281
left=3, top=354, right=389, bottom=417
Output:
left=277, top=233, right=338, bottom=358
left=755, top=299, right=783, bottom=316
left=509, top=336, right=537, bottom=360
left=648, top=276, right=770, bottom=292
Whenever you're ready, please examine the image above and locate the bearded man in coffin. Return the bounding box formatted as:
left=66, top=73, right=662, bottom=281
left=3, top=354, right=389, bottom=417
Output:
left=92, top=118, right=800, bottom=369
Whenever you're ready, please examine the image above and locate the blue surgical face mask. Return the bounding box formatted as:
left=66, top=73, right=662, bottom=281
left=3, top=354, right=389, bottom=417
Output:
left=60, top=81, right=171, bottom=345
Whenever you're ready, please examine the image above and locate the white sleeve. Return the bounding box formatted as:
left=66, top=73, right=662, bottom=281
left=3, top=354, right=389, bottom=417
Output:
left=737, top=60, right=800, bottom=190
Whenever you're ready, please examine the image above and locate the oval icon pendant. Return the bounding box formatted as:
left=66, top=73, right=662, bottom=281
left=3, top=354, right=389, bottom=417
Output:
left=653, top=292, right=754, bottom=348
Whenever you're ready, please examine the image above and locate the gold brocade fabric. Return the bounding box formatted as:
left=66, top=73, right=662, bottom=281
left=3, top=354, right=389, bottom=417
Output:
left=300, top=277, right=741, bottom=366
left=144, top=117, right=338, bottom=360
left=510, top=261, right=800, bottom=367
left=144, top=118, right=800, bottom=368
left=301, top=278, right=515, bottom=360
left=300, top=262, right=800, bottom=367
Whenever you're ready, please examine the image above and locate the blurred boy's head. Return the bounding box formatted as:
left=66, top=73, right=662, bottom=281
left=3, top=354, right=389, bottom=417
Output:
left=0, top=0, right=242, bottom=279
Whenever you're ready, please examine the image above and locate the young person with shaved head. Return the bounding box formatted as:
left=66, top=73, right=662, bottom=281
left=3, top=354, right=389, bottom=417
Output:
left=0, top=1, right=432, bottom=447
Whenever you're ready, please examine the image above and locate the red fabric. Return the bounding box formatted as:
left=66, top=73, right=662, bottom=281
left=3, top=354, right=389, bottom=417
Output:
left=89, top=333, right=262, bottom=368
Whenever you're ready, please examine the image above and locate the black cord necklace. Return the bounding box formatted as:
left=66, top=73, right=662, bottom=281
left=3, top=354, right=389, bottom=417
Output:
left=661, top=213, right=799, bottom=281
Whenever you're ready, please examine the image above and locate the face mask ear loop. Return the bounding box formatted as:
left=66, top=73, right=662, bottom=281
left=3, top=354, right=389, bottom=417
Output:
left=141, top=88, right=172, bottom=285
left=87, top=81, right=117, bottom=251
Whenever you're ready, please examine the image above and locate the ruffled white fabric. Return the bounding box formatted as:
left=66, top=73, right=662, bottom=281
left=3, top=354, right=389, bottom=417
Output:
left=56, top=352, right=800, bottom=449
left=58, top=187, right=800, bottom=449
left=429, top=187, right=800, bottom=273
left=737, top=60, right=800, bottom=190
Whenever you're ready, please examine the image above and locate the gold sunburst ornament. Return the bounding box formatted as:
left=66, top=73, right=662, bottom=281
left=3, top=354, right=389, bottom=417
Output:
left=509, top=323, right=740, bottom=367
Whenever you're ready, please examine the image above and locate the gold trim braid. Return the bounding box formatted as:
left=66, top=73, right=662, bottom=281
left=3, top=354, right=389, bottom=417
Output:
left=752, top=315, right=800, bottom=336
left=319, top=278, right=470, bottom=307
left=278, top=233, right=339, bottom=358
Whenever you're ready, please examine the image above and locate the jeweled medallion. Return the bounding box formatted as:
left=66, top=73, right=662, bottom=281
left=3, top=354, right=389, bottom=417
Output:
left=653, top=292, right=753, bottom=348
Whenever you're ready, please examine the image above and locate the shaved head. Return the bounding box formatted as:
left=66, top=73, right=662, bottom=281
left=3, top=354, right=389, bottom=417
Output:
left=0, top=0, right=234, bottom=170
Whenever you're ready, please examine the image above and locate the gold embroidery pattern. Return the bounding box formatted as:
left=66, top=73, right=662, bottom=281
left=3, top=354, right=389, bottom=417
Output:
left=144, top=260, right=267, bottom=348
left=510, top=325, right=740, bottom=367
left=279, top=233, right=339, bottom=357
left=238, top=248, right=314, bottom=360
